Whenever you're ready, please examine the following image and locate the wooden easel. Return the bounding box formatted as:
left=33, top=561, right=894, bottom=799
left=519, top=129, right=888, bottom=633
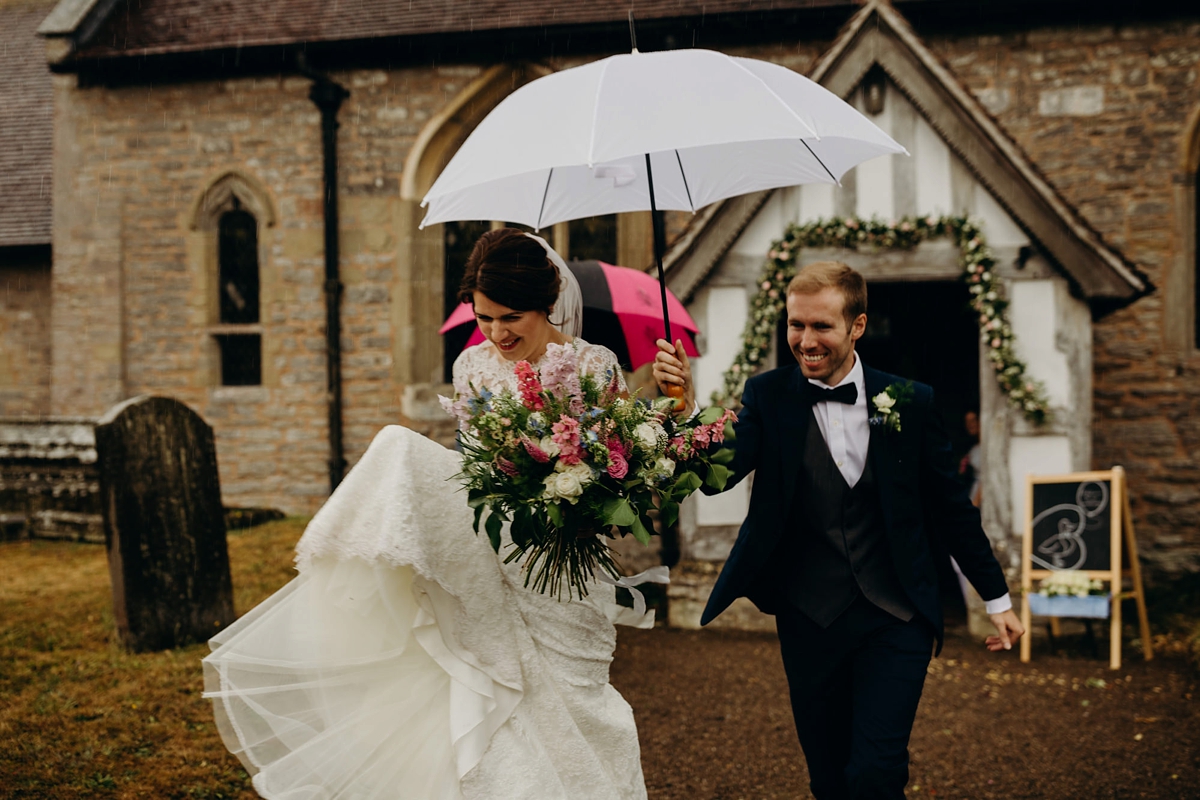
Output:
left=1019, top=467, right=1152, bottom=670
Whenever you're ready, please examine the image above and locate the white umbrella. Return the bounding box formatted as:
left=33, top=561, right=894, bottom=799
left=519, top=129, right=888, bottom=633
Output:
left=420, top=49, right=906, bottom=230
left=420, top=48, right=906, bottom=370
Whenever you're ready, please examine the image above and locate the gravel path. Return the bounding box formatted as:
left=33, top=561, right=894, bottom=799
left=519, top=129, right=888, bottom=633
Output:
left=611, top=627, right=1200, bottom=800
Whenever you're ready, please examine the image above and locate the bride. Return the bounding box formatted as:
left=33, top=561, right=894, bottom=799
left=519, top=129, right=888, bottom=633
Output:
left=203, top=228, right=663, bottom=800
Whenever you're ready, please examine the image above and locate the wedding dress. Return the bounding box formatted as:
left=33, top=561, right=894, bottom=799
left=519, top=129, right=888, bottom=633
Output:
left=203, top=338, right=650, bottom=800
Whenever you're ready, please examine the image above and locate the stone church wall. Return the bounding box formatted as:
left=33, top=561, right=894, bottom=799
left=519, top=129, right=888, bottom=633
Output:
left=51, top=65, right=477, bottom=514
left=0, top=259, right=52, bottom=417
left=925, top=22, right=1200, bottom=577
left=40, top=16, right=1200, bottom=574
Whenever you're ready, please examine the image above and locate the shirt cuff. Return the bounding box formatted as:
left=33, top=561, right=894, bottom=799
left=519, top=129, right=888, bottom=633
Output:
left=985, top=593, right=1012, bottom=615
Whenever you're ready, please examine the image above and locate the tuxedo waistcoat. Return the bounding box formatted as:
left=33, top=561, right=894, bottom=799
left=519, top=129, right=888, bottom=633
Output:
left=784, top=408, right=916, bottom=627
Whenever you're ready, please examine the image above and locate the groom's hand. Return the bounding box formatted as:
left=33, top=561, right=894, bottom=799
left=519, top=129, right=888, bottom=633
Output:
left=652, top=338, right=695, bottom=415
left=984, top=609, right=1025, bottom=652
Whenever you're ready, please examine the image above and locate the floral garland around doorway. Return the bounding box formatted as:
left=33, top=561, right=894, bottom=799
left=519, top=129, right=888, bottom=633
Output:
left=710, top=215, right=1051, bottom=425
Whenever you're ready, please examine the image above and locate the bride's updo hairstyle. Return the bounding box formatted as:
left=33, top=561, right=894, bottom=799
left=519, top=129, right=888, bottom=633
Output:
left=458, top=227, right=560, bottom=315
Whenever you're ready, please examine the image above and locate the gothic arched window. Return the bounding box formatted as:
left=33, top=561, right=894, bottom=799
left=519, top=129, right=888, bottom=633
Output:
left=219, top=205, right=260, bottom=325
left=191, top=171, right=275, bottom=388
left=214, top=203, right=261, bottom=385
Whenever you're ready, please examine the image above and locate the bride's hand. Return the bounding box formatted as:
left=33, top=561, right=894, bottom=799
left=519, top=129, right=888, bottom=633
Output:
left=652, top=339, right=695, bottom=415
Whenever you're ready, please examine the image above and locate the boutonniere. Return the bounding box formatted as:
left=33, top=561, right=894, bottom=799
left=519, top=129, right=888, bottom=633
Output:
left=869, top=381, right=914, bottom=434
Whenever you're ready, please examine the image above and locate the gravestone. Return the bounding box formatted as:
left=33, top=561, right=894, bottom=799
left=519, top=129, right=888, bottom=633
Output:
left=95, top=396, right=235, bottom=651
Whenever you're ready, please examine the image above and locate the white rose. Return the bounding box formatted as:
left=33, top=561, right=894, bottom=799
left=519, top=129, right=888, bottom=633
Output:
left=654, top=456, right=676, bottom=478
left=539, top=436, right=561, bottom=457
left=554, top=459, right=594, bottom=483
left=635, top=422, right=665, bottom=454
left=873, top=392, right=895, bottom=411
left=566, top=462, right=595, bottom=485
left=552, top=471, right=584, bottom=503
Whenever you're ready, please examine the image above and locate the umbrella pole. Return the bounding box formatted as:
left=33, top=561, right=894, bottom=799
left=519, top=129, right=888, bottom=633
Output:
left=643, top=154, right=672, bottom=344
left=645, top=153, right=687, bottom=411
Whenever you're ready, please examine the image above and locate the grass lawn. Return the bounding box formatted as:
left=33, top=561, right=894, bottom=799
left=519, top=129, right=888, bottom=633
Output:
left=0, top=519, right=305, bottom=799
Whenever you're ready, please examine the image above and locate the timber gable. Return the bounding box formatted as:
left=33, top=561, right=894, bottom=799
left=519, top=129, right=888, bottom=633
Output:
left=663, top=0, right=1150, bottom=309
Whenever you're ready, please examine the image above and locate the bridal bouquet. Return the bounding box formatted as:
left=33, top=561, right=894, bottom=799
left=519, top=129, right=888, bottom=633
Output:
left=440, top=343, right=736, bottom=599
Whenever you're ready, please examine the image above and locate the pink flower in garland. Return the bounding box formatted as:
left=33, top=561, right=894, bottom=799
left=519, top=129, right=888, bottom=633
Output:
left=496, top=456, right=520, bottom=477
left=551, top=415, right=583, bottom=465
left=513, top=361, right=545, bottom=411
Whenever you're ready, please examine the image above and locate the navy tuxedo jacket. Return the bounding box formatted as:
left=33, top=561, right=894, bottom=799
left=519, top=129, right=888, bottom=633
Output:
left=700, top=362, right=1010, bottom=648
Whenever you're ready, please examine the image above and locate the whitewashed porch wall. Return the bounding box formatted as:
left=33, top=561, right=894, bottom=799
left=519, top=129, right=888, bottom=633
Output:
left=682, top=82, right=1091, bottom=580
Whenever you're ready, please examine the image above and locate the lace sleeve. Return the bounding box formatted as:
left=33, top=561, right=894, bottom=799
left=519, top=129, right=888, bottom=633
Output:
left=576, top=342, right=627, bottom=393
left=451, top=347, right=471, bottom=394
left=451, top=344, right=503, bottom=395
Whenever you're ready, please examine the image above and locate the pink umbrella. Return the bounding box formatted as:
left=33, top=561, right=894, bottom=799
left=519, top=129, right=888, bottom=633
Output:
left=440, top=260, right=700, bottom=371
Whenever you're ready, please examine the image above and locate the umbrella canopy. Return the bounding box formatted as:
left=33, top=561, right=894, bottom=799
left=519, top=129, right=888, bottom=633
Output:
left=420, top=48, right=906, bottom=230
left=441, top=260, right=700, bottom=371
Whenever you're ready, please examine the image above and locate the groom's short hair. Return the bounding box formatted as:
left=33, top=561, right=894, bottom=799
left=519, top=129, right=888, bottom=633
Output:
left=787, top=261, right=867, bottom=326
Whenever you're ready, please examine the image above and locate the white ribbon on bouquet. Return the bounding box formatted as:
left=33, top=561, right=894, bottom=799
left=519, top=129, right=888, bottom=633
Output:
left=598, top=565, right=670, bottom=629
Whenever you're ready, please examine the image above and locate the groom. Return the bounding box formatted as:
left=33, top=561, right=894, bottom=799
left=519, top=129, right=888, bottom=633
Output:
left=653, top=261, right=1024, bottom=800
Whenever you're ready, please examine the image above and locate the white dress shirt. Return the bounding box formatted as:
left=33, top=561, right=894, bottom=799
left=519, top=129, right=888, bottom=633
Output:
left=808, top=354, right=869, bottom=489
left=807, top=354, right=1012, bottom=615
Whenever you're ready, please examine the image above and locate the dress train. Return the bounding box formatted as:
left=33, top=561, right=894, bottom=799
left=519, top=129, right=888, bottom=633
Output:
left=203, top=425, right=647, bottom=800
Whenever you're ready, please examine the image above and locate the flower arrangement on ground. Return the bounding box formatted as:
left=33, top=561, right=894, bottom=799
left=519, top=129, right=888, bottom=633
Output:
left=440, top=342, right=737, bottom=599
left=1030, top=570, right=1110, bottom=618
left=1037, top=571, right=1106, bottom=598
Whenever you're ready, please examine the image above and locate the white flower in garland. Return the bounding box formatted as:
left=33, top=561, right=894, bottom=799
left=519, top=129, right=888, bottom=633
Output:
left=711, top=214, right=1051, bottom=425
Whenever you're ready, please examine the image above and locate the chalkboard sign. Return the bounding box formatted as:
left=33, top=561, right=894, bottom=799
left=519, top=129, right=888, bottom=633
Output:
left=1029, top=477, right=1113, bottom=572
left=1020, top=467, right=1152, bottom=670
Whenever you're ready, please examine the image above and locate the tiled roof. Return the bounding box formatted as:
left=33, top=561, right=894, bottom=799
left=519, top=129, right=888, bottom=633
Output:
left=71, top=0, right=854, bottom=58
left=0, top=2, right=54, bottom=247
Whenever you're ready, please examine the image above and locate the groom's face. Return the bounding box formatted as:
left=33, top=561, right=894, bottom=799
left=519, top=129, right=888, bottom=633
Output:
left=785, top=287, right=866, bottom=385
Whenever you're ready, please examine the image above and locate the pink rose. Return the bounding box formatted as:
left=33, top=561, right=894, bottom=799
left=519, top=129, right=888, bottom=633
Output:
left=607, top=452, right=629, bottom=479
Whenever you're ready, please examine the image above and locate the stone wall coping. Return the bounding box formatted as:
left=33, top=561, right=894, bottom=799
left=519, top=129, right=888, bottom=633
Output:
left=0, top=418, right=98, bottom=463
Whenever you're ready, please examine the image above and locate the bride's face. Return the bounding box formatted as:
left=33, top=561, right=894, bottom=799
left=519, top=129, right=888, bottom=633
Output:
left=472, top=292, right=556, bottom=362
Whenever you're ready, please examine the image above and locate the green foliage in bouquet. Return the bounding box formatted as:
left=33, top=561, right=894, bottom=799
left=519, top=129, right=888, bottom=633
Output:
left=440, top=343, right=736, bottom=600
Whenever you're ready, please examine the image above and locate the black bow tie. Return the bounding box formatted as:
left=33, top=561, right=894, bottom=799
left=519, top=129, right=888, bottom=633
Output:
left=806, top=382, right=858, bottom=406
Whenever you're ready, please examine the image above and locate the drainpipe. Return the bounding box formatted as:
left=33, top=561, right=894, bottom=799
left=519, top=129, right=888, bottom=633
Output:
left=298, top=53, right=350, bottom=490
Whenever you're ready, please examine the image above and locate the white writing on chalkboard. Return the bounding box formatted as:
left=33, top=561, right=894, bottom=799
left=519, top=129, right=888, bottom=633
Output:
left=1030, top=480, right=1110, bottom=571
